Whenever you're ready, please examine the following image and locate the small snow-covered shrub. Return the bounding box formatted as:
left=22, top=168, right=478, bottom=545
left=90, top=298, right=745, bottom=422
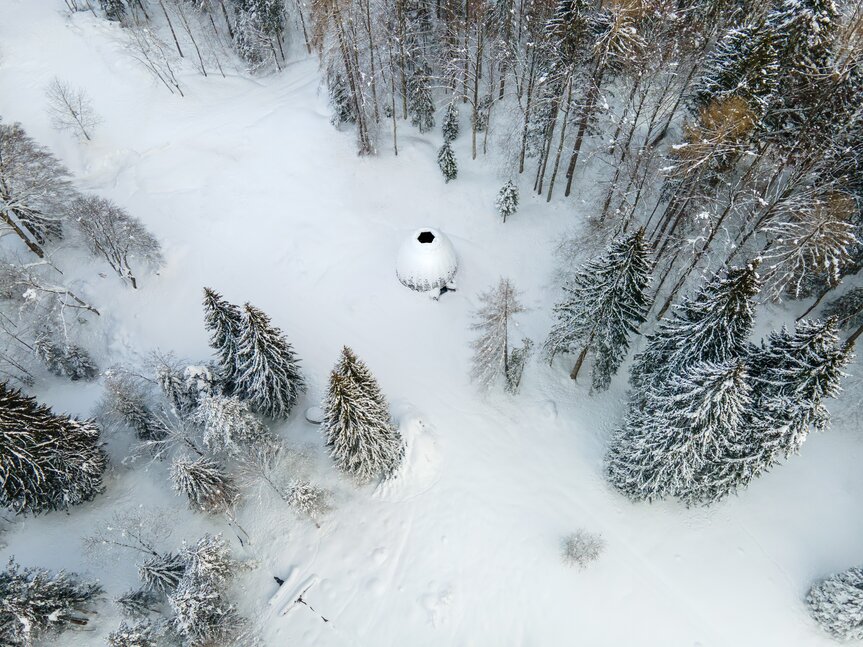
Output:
left=286, top=479, right=331, bottom=523
left=561, top=529, right=605, bottom=569
left=806, top=566, right=863, bottom=640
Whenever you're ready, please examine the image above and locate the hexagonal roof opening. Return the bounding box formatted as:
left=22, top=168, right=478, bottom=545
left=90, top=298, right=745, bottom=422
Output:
left=417, top=230, right=435, bottom=244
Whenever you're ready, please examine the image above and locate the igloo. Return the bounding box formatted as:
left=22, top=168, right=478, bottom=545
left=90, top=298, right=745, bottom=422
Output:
left=396, top=228, right=458, bottom=299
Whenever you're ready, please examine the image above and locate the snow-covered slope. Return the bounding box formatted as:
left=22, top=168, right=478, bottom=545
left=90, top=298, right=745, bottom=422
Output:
left=1, top=2, right=862, bottom=645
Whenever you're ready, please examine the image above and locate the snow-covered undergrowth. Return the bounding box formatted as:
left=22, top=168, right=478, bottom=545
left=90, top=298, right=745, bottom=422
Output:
left=1, top=2, right=863, bottom=645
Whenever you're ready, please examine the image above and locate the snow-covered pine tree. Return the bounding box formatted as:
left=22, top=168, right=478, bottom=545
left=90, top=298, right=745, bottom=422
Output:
left=138, top=552, right=185, bottom=595
left=496, top=181, right=519, bottom=223
left=115, top=589, right=161, bottom=618
left=545, top=229, right=652, bottom=392
left=470, top=278, right=526, bottom=390
left=171, top=456, right=240, bottom=515
left=0, top=382, right=107, bottom=515
left=746, top=317, right=851, bottom=464
left=34, top=332, right=98, bottom=382
left=202, top=288, right=243, bottom=391
left=106, top=620, right=159, bottom=647
left=322, top=348, right=403, bottom=482
left=100, top=0, right=127, bottom=22
left=605, top=360, right=751, bottom=504
left=169, top=570, right=243, bottom=647
left=168, top=534, right=243, bottom=647
left=100, top=370, right=167, bottom=443
left=807, top=566, right=863, bottom=640
left=409, top=66, right=435, bottom=133
left=233, top=304, right=305, bottom=419
left=688, top=19, right=779, bottom=120
left=0, top=558, right=102, bottom=646
left=505, top=338, right=533, bottom=394
left=327, top=66, right=356, bottom=127
left=629, top=263, right=759, bottom=404
left=191, top=394, right=277, bottom=459
left=442, top=102, right=460, bottom=142
left=438, top=142, right=457, bottom=183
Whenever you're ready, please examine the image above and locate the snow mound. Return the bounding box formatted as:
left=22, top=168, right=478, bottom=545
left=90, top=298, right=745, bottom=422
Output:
left=396, top=228, right=458, bottom=293
left=375, top=411, right=441, bottom=501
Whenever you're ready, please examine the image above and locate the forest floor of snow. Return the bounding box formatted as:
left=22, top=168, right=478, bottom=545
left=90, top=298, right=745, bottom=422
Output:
left=2, top=2, right=863, bottom=645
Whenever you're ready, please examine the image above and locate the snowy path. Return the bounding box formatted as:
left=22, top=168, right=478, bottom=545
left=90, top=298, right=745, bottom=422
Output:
left=1, top=2, right=863, bottom=646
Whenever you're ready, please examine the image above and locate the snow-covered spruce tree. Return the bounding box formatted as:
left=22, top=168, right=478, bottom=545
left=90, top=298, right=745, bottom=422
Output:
left=824, top=287, right=863, bottom=332
left=327, top=66, right=356, bottom=127
left=0, top=382, right=107, bottom=515
left=106, top=620, right=160, bottom=647
left=0, top=558, right=102, bottom=646
left=69, top=194, right=163, bottom=289
left=100, top=369, right=167, bottom=443
left=442, top=102, right=460, bottom=142
left=114, top=589, right=161, bottom=618
left=496, top=181, right=519, bottom=223
left=322, top=347, right=403, bottom=482
left=629, top=263, right=760, bottom=405
left=746, top=318, right=851, bottom=464
left=171, top=456, right=240, bottom=515
left=505, top=338, right=533, bottom=395
left=544, top=229, right=652, bottom=392
left=233, top=0, right=286, bottom=71
left=191, top=394, right=277, bottom=459
left=438, top=142, right=457, bottom=183
left=138, top=552, right=185, bottom=595
left=408, top=67, right=435, bottom=133
left=168, top=534, right=243, bottom=647
left=0, top=120, right=74, bottom=258
left=286, top=479, right=331, bottom=523
left=605, top=360, right=751, bottom=504
left=169, top=570, right=243, bottom=647
left=470, top=278, right=527, bottom=390
left=202, top=287, right=243, bottom=391
left=233, top=304, right=305, bottom=419
left=154, top=356, right=219, bottom=420
left=34, top=331, right=98, bottom=381
left=688, top=19, right=779, bottom=120
left=806, top=566, right=863, bottom=641
left=99, top=0, right=127, bottom=21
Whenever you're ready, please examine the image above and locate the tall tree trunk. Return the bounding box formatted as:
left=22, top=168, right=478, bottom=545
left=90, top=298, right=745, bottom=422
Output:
left=563, top=63, right=606, bottom=197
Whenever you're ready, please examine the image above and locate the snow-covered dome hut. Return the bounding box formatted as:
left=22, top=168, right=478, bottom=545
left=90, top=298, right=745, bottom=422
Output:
left=396, top=228, right=458, bottom=297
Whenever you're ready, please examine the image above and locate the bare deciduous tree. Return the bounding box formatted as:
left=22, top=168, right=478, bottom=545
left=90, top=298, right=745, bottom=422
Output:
left=45, top=78, right=101, bottom=141
left=70, top=194, right=163, bottom=289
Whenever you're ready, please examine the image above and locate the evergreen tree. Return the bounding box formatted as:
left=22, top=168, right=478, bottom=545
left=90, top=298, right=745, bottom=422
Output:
left=34, top=334, right=98, bottom=382
left=408, top=67, right=435, bottom=133
left=233, top=304, right=305, bottom=419
left=100, top=370, right=167, bottom=443
left=442, top=102, right=460, bottom=142
left=99, top=0, right=127, bottom=21
left=171, top=456, right=239, bottom=515
left=438, top=142, right=457, bottom=182
left=138, top=553, right=185, bottom=595
left=505, top=338, right=533, bottom=395
left=606, top=360, right=751, bottom=503
left=322, top=348, right=403, bottom=482
left=114, top=589, right=161, bottom=619
left=630, top=263, right=760, bottom=403
left=747, top=318, right=850, bottom=463
left=689, top=20, right=779, bottom=119
left=544, top=229, right=652, bottom=391
left=327, top=68, right=355, bottom=127
left=0, top=558, right=102, bottom=646
left=192, top=395, right=277, bottom=459
left=107, top=620, right=159, bottom=647
left=496, top=181, right=519, bottom=223
left=470, top=278, right=527, bottom=390
left=0, top=382, right=107, bottom=515
left=807, top=566, right=863, bottom=641
left=202, top=288, right=243, bottom=391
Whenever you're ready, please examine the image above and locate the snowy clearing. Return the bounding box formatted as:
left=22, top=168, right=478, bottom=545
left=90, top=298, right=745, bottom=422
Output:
left=1, top=1, right=863, bottom=646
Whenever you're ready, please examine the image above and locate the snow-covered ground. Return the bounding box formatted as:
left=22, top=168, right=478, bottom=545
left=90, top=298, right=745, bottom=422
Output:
left=2, top=2, right=863, bottom=645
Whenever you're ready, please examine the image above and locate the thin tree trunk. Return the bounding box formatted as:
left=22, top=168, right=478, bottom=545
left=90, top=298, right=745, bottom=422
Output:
left=563, top=63, right=605, bottom=197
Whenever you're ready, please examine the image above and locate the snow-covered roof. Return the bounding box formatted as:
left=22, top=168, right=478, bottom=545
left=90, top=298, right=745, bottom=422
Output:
left=396, top=228, right=458, bottom=292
